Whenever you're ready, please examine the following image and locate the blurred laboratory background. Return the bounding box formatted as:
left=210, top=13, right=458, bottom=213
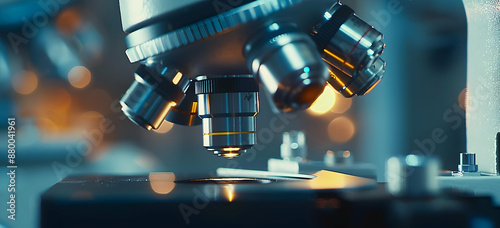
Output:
left=0, top=0, right=467, bottom=227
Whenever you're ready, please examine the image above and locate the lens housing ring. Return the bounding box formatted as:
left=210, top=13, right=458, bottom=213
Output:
left=312, top=4, right=354, bottom=51
left=195, top=77, right=259, bottom=94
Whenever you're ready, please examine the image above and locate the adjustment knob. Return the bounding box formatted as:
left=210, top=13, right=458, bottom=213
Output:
left=458, top=153, right=478, bottom=172
left=386, top=155, right=440, bottom=197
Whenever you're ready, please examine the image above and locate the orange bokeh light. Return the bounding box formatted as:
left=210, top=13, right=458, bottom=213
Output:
left=56, top=8, right=82, bottom=34
left=12, top=70, right=38, bottom=95
left=149, top=172, right=176, bottom=195
left=68, top=66, right=92, bottom=88
left=458, top=88, right=467, bottom=111
left=328, top=116, right=356, bottom=143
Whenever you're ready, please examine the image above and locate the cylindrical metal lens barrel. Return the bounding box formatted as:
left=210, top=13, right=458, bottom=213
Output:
left=312, top=3, right=386, bottom=97
left=245, top=23, right=329, bottom=112
left=327, top=57, right=386, bottom=97
left=195, top=75, right=259, bottom=158
left=120, top=64, right=186, bottom=130
left=458, top=153, right=478, bottom=172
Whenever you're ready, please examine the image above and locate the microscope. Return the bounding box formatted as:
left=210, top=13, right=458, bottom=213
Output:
left=40, top=1, right=500, bottom=227
left=118, top=0, right=386, bottom=158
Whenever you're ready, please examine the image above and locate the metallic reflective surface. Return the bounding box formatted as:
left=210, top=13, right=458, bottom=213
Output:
left=178, top=177, right=274, bottom=184
left=120, top=64, right=186, bottom=130
left=195, top=75, right=259, bottom=158
left=312, top=2, right=386, bottom=97
left=458, top=153, right=478, bottom=172
left=217, top=168, right=316, bottom=180
left=120, top=0, right=332, bottom=76
left=122, top=0, right=329, bottom=65
left=358, top=58, right=386, bottom=95
left=245, top=23, right=329, bottom=112
left=119, top=0, right=206, bottom=33
left=117, top=0, right=386, bottom=156
left=165, top=81, right=201, bottom=126
left=327, top=57, right=386, bottom=97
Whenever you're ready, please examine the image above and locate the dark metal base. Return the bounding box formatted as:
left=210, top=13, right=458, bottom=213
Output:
left=40, top=171, right=500, bottom=228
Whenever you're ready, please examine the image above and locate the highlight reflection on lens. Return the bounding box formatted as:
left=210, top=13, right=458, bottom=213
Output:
left=308, top=84, right=336, bottom=115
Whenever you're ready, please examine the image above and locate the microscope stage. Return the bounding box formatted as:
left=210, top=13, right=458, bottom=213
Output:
left=40, top=170, right=500, bottom=227
left=41, top=170, right=375, bottom=227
